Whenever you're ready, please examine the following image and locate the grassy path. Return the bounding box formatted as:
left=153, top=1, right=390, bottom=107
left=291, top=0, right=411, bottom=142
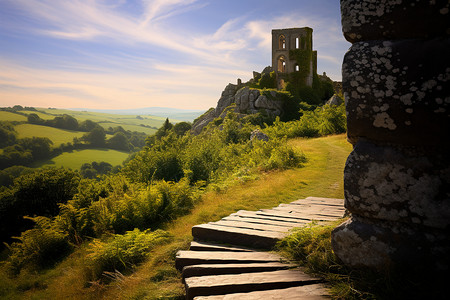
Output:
left=102, top=134, right=352, bottom=299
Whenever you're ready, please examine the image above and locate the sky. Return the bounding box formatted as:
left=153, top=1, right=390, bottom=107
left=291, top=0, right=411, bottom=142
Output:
left=0, top=0, right=350, bottom=110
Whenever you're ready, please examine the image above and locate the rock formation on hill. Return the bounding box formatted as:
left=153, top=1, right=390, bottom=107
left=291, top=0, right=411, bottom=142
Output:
left=192, top=69, right=290, bottom=134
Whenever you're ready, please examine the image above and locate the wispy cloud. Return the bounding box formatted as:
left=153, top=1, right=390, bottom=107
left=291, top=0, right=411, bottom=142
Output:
left=0, top=1, right=348, bottom=110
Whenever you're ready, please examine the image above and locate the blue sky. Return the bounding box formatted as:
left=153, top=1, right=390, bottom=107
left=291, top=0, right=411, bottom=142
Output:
left=0, top=0, right=349, bottom=110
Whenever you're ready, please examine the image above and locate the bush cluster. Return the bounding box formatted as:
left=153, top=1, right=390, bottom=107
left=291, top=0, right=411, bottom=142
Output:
left=124, top=113, right=306, bottom=186
left=263, top=103, right=346, bottom=139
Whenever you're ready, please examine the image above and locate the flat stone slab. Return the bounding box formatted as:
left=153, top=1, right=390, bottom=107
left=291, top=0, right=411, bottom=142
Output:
left=221, top=215, right=299, bottom=228
left=193, top=284, right=330, bottom=299
left=182, top=262, right=294, bottom=279
left=192, top=223, right=285, bottom=249
left=232, top=210, right=310, bottom=225
left=176, top=251, right=284, bottom=270
left=185, top=269, right=323, bottom=300
left=189, top=241, right=255, bottom=252
left=258, top=209, right=339, bottom=221
left=303, top=197, right=344, bottom=205
left=272, top=206, right=345, bottom=218
left=212, top=220, right=291, bottom=233
left=278, top=203, right=345, bottom=213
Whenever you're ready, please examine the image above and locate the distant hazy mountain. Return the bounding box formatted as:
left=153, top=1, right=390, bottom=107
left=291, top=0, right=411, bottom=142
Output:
left=70, top=107, right=205, bottom=122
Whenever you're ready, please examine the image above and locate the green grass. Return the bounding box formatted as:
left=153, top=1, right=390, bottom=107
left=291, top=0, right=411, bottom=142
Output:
left=0, top=134, right=352, bottom=299
left=15, top=124, right=85, bottom=147
left=35, top=149, right=130, bottom=169
left=97, top=122, right=156, bottom=135
left=0, top=111, right=27, bottom=122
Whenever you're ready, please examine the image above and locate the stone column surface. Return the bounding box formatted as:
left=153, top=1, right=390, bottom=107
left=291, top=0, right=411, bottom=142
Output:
left=332, top=0, right=450, bottom=272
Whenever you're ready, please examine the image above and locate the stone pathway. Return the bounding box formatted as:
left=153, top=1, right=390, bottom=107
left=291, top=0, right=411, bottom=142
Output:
left=175, top=197, right=345, bottom=299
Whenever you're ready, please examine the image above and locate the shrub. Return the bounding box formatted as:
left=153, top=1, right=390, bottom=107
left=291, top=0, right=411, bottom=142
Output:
left=85, top=229, right=172, bottom=280
left=263, top=103, right=346, bottom=139
left=5, top=216, right=73, bottom=274
left=249, top=138, right=306, bottom=171
left=0, top=168, right=80, bottom=244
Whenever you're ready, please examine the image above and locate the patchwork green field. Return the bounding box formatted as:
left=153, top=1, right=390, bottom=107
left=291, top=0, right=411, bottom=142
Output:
left=34, top=108, right=171, bottom=134
left=34, top=149, right=130, bottom=169
left=15, top=124, right=85, bottom=146
left=1, top=108, right=174, bottom=171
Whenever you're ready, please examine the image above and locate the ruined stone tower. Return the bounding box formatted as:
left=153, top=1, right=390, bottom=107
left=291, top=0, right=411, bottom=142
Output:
left=271, top=27, right=317, bottom=89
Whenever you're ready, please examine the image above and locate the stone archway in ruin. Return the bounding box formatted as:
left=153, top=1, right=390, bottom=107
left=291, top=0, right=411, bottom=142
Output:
left=279, top=35, right=286, bottom=49
left=277, top=56, right=286, bottom=73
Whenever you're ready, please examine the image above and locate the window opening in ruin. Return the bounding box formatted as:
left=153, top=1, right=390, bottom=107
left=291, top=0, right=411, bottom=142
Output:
left=278, top=56, right=286, bottom=72
left=295, top=37, right=299, bottom=49
left=295, top=64, right=300, bottom=71
left=279, top=35, right=286, bottom=49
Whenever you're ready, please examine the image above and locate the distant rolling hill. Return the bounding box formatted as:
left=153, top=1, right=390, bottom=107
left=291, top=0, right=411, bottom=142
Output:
left=70, top=107, right=205, bottom=122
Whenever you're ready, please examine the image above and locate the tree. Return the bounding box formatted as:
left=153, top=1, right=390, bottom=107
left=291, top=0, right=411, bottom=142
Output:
left=18, top=137, right=53, bottom=160
left=173, top=122, right=192, bottom=136
left=82, top=127, right=106, bottom=147
left=0, top=122, right=17, bottom=147
left=79, top=119, right=100, bottom=132
left=27, top=113, right=44, bottom=125
left=50, top=114, right=79, bottom=130
left=107, top=132, right=130, bottom=151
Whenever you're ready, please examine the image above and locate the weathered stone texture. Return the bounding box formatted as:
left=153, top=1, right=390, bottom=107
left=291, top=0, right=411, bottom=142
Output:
left=331, top=216, right=449, bottom=270
left=332, top=0, right=450, bottom=273
left=344, top=140, right=450, bottom=229
left=344, top=38, right=450, bottom=146
left=341, top=0, right=450, bottom=43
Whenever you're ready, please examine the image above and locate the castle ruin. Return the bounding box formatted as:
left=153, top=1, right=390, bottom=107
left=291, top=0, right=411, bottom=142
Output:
left=271, top=27, right=317, bottom=89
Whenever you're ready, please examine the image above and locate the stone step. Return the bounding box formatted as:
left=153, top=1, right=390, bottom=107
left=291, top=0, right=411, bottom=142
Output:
left=231, top=210, right=310, bottom=225
left=192, top=223, right=285, bottom=249
left=193, top=284, right=330, bottom=299
left=182, top=262, right=293, bottom=279
left=258, top=209, right=339, bottom=221
left=272, top=206, right=345, bottom=218
left=222, top=215, right=299, bottom=228
left=184, top=269, right=323, bottom=300
left=189, top=241, right=255, bottom=252
left=278, top=203, right=346, bottom=213
left=211, top=220, right=291, bottom=233
left=175, top=251, right=284, bottom=271
left=299, top=196, right=344, bottom=206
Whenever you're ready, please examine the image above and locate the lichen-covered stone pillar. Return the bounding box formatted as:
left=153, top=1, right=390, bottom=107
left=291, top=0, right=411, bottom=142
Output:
left=332, top=0, right=450, bottom=272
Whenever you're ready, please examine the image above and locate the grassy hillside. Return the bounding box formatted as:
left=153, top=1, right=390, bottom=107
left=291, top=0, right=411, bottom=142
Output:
left=0, top=134, right=351, bottom=299
left=0, top=111, right=27, bottom=122
left=34, top=149, right=130, bottom=169
left=15, top=124, right=85, bottom=147
left=0, top=108, right=169, bottom=171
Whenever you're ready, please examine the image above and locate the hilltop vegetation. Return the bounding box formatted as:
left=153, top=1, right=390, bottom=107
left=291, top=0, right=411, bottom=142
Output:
left=0, top=101, right=347, bottom=298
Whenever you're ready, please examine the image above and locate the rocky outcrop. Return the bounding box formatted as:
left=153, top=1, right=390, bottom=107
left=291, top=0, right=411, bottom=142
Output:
left=250, top=129, right=269, bottom=142
left=192, top=83, right=285, bottom=135
left=325, top=94, right=343, bottom=106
